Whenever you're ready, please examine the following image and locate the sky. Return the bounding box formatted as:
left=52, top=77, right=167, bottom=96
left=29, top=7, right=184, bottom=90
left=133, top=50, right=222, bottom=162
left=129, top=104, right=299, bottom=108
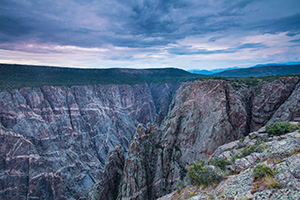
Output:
left=0, top=0, right=300, bottom=70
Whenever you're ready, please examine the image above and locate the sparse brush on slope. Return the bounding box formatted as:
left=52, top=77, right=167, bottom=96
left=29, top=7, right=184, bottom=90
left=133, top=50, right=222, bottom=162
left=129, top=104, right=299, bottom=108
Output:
left=187, top=160, right=224, bottom=187
left=266, top=121, right=298, bottom=135
left=253, top=164, right=274, bottom=180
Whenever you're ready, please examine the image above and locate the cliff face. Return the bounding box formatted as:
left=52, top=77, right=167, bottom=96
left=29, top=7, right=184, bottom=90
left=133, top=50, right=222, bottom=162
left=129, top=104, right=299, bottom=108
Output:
left=250, top=77, right=299, bottom=131
left=1, top=76, right=300, bottom=200
left=116, top=77, right=300, bottom=199
left=0, top=82, right=179, bottom=200
left=88, top=145, right=125, bottom=200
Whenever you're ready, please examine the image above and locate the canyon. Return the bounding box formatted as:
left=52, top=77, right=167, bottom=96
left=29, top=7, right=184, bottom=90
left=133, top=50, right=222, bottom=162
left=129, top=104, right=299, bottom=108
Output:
left=1, top=75, right=300, bottom=199
left=0, top=82, right=179, bottom=199
left=90, top=77, right=300, bottom=200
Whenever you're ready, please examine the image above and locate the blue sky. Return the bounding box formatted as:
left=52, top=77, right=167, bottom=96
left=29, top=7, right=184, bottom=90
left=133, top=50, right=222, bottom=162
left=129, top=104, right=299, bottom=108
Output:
left=0, top=0, right=299, bottom=70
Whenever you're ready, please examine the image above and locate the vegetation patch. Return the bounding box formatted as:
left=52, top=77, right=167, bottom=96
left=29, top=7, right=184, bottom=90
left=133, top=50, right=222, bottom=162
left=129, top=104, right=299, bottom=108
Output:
left=266, top=121, right=297, bottom=135
left=176, top=180, right=185, bottom=193
left=263, top=175, right=282, bottom=189
left=187, top=160, right=224, bottom=187
left=251, top=164, right=282, bottom=192
left=253, top=164, right=274, bottom=180
left=258, top=144, right=269, bottom=152
left=209, top=158, right=232, bottom=171
left=241, top=145, right=256, bottom=157
left=233, top=144, right=257, bottom=161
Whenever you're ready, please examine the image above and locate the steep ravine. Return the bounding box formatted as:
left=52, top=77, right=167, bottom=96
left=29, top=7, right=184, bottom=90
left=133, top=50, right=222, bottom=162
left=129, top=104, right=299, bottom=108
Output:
left=89, top=77, right=300, bottom=200
left=0, top=82, right=180, bottom=200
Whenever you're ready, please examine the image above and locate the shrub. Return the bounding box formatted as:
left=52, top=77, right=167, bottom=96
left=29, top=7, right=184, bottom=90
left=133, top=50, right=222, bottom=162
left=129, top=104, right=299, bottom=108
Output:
left=209, top=158, right=232, bottom=171
left=253, top=164, right=274, bottom=180
left=241, top=145, right=256, bottom=157
left=266, top=121, right=296, bottom=135
left=232, top=144, right=257, bottom=162
left=187, top=161, right=223, bottom=186
left=264, top=175, right=282, bottom=189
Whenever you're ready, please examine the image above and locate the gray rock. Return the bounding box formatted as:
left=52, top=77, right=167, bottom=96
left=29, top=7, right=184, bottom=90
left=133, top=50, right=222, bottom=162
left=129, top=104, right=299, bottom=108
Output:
left=117, top=78, right=300, bottom=199
left=216, top=168, right=253, bottom=199
left=274, top=153, right=300, bottom=190
left=267, top=79, right=300, bottom=124
left=0, top=83, right=178, bottom=199
left=251, top=77, right=299, bottom=131
left=88, top=145, right=124, bottom=200
left=2, top=77, right=300, bottom=199
left=188, top=193, right=208, bottom=200
left=253, top=189, right=300, bottom=200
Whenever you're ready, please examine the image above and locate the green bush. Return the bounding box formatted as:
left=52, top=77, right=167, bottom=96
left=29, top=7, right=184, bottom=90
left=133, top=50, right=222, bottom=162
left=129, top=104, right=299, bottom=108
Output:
left=187, top=161, right=223, bottom=186
left=232, top=144, right=257, bottom=162
left=209, top=158, right=232, bottom=171
left=253, top=164, right=274, bottom=180
left=266, top=121, right=296, bottom=135
left=241, top=145, right=256, bottom=157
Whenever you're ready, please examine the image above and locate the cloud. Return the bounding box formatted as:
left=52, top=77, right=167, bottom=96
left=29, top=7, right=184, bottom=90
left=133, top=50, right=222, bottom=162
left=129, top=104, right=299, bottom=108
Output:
left=167, top=42, right=267, bottom=55
left=0, top=0, right=255, bottom=48
left=0, top=0, right=299, bottom=69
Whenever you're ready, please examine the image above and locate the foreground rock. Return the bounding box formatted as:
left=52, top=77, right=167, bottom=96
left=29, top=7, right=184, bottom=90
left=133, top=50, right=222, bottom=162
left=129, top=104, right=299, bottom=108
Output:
left=159, top=127, right=300, bottom=200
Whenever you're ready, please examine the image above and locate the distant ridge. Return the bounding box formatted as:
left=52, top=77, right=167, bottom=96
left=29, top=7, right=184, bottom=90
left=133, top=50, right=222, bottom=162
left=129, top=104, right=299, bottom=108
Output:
left=188, top=67, right=239, bottom=75
left=0, top=64, right=204, bottom=91
left=213, top=64, right=300, bottom=77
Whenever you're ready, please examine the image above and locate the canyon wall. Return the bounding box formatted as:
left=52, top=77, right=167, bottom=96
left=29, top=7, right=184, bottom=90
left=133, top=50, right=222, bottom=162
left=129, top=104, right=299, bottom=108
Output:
left=0, top=82, right=179, bottom=200
left=90, top=77, right=300, bottom=200
left=1, top=76, right=300, bottom=200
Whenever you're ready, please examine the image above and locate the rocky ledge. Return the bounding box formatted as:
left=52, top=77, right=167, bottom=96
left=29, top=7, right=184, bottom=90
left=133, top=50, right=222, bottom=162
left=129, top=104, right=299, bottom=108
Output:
left=158, top=123, right=300, bottom=200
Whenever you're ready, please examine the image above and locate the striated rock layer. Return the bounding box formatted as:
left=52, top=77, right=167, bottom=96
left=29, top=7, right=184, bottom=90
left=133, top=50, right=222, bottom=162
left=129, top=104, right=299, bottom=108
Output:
left=1, top=76, right=300, bottom=200
left=116, top=77, right=300, bottom=199
left=0, top=82, right=179, bottom=200
left=88, top=145, right=124, bottom=200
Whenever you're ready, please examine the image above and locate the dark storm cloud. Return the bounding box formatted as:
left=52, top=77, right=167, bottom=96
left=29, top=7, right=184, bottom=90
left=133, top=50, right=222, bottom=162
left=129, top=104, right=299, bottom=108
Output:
left=251, top=12, right=300, bottom=35
left=0, top=0, right=257, bottom=49
left=0, top=0, right=299, bottom=68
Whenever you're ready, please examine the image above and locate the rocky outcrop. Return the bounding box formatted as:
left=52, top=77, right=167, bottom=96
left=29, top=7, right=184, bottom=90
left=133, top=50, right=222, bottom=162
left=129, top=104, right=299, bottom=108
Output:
left=119, top=80, right=249, bottom=199
left=267, top=78, right=300, bottom=124
left=250, top=77, right=299, bottom=131
left=121, top=123, right=160, bottom=200
left=0, top=82, right=179, bottom=200
left=158, top=125, right=300, bottom=200
left=88, top=145, right=124, bottom=200
left=117, top=77, right=300, bottom=199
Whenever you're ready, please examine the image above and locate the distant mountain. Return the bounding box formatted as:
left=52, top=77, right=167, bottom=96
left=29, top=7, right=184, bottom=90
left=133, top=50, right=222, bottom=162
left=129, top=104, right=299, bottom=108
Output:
left=188, top=69, right=214, bottom=75
left=251, top=62, right=300, bottom=68
left=188, top=67, right=240, bottom=75
left=213, top=65, right=300, bottom=77
left=0, top=64, right=205, bottom=91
